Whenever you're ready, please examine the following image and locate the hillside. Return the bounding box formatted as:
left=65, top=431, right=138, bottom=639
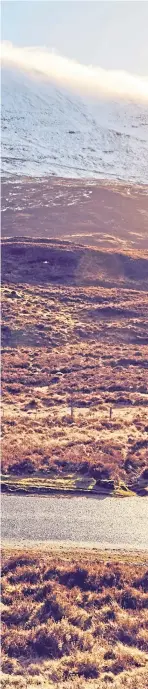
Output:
left=2, top=67, right=148, bottom=181
left=2, top=237, right=148, bottom=289
left=2, top=177, right=148, bottom=252
left=1, top=238, right=148, bottom=491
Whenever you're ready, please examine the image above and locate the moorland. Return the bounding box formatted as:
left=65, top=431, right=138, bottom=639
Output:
left=1, top=547, right=148, bottom=689
left=1, top=234, right=148, bottom=495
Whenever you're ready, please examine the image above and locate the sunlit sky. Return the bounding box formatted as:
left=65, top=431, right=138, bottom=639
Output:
left=2, top=1, right=148, bottom=76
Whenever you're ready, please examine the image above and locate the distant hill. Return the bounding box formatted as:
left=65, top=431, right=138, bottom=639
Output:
left=2, top=237, right=148, bottom=290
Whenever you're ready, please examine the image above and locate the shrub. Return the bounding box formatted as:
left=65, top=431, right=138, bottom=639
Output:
left=39, top=596, right=64, bottom=622
left=133, top=571, right=148, bottom=592
left=9, top=459, right=35, bottom=475
left=4, top=630, right=29, bottom=658
left=91, top=465, right=111, bottom=480
left=60, top=568, right=87, bottom=589
left=78, top=659, right=98, bottom=679
left=30, top=625, right=61, bottom=659
left=121, top=591, right=137, bottom=610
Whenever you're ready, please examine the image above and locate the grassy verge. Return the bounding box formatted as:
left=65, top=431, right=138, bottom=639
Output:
left=1, top=547, right=148, bottom=689
left=1, top=473, right=139, bottom=497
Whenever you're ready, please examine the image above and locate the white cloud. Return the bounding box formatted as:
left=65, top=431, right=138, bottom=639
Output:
left=1, top=41, right=148, bottom=103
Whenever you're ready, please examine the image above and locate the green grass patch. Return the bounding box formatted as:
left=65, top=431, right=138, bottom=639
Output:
left=1, top=473, right=96, bottom=494
left=1, top=473, right=139, bottom=497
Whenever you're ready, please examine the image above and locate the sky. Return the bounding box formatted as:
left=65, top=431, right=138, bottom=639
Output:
left=1, top=1, right=148, bottom=102
left=1, top=1, right=148, bottom=75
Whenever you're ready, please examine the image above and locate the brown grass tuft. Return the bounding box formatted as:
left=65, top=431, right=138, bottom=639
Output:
left=1, top=548, right=148, bottom=688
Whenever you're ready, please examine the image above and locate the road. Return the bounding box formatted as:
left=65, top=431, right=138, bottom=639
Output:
left=2, top=494, right=148, bottom=550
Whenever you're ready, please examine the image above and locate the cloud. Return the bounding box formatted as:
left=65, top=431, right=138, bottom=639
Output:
left=1, top=41, right=148, bottom=103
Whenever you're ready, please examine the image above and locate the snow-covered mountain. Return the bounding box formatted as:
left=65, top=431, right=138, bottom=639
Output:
left=1, top=68, right=148, bottom=183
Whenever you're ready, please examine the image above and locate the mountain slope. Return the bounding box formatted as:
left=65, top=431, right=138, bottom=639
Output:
left=2, top=67, right=148, bottom=181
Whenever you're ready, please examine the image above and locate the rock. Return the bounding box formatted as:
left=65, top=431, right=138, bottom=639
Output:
left=95, top=479, right=115, bottom=491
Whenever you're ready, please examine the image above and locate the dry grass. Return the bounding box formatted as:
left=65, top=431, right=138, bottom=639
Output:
left=1, top=241, right=148, bottom=491
left=2, top=177, right=148, bottom=252
left=1, top=548, right=148, bottom=688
